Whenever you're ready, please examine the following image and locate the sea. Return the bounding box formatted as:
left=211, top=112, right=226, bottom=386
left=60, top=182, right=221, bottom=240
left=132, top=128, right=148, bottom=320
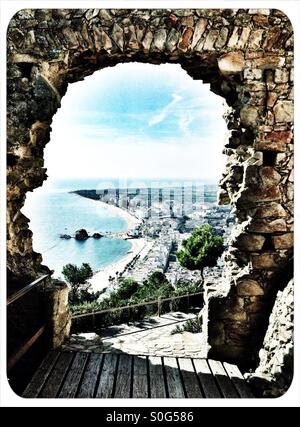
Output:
left=22, top=179, right=132, bottom=279
left=22, top=178, right=218, bottom=279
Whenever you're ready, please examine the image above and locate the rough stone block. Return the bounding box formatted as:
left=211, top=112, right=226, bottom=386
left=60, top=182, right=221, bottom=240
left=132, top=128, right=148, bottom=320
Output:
left=235, top=233, right=265, bottom=251
left=191, top=17, right=208, bottom=49
left=178, top=27, right=193, bottom=51
left=247, top=29, right=264, bottom=49
left=254, top=203, right=287, bottom=218
left=227, top=26, right=239, bottom=48
left=272, top=233, right=293, bottom=249
left=151, top=29, right=167, bottom=51
left=218, top=51, right=245, bottom=76
left=274, top=68, right=289, bottom=83
left=253, top=56, right=285, bottom=69
left=240, top=106, right=259, bottom=127
left=274, top=100, right=293, bottom=123
left=165, top=28, right=180, bottom=52
left=141, top=29, right=153, bottom=52
left=203, top=29, right=219, bottom=50
left=248, top=219, right=287, bottom=233
left=258, top=166, right=281, bottom=186
left=215, top=26, right=229, bottom=49
left=251, top=253, right=280, bottom=269
left=237, top=279, right=264, bottom=296
left=267, top=92, right=278, bottom=107
left=237, top=27, right=250, bottom=49
left=241, top=185, right=281, bottom=203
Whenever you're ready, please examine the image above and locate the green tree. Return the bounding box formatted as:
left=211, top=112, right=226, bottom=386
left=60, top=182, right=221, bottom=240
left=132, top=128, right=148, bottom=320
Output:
left=176, top=224, right=224, bottom=281
left=62, top=262, right=96, bottom=305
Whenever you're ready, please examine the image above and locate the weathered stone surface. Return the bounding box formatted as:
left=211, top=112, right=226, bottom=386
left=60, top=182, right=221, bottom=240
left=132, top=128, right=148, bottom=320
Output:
left=237, top=27, right=250, bottom=49
left=142, top=29, right=153, bottom=52
left=178, top=27, right=193, bottom=51
left=247, top=280, right=293, bottom=397
left=237, top=279, right=264, bottom=296
left=272, top=233, right=293, bottom=249
left=215, top=27, right=229, bottom=49
left=274, top=100, right=293, bottom=123
left=251, top=253, right=281, bottom=269
left=93, top=27, right=112, bottom=52
left=274, top=68, right=289, bottom=84
left=252, top=56, right=285, bottom=69
left=45, top=279, right=71, bottom=348
left=124, top=25, right=139, bottom=51
left=203, top=29, right=218, bottom=50
left=258, top=166, right=281, bottom=186
left=254, top=203, right=287, bottom=218
left=247, top=29, right=264, bottom=49
left=240, top=106, right=258, bottom=127
left=165, top=28, right=180, bottom=52
left=6, top=8, right=294, bottom=370
left=151, top=29, right=167, bottom=51
left=218, top=51, right=245, bottom=76
left=248, top=219, right=287, bottom=233
left=111, top=23, right=124, bottom=51
left=227, top=27, right=239, bottom=48
left=235, top=233, right=265, bottom=251
left=191, top=17, right=208, bottom=49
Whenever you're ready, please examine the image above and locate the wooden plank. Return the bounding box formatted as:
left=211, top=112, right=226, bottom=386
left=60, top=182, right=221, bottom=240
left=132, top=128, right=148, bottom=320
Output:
left=177, top=358, right=203, bottom=398
left=163, top=357, right=185, bottom=398
left=8, top=326, right=45, bottom=371
left=148, top=356, right=166, bottom=398
left=77, top=353, right=104, bottom=398
left=132, top=356, right=148, bottom=398
left=193, top=359, right=221, bottom=398
left=95, top=354, right=118, bottom=398
left=208, top=360, right=239, bottom=398
left=114, top=354, right=132, bottom=398
left=58, top=352, right=89, bottom=398
left=40, top=352, right=74, bottom=398
left=23, top=351, right=60, bottom=398
left=223, top=362, right=254, bottom=398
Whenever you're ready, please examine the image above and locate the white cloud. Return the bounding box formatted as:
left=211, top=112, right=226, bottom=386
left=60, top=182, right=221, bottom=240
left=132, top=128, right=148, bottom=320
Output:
left=148, top=93, right=182, bottom=126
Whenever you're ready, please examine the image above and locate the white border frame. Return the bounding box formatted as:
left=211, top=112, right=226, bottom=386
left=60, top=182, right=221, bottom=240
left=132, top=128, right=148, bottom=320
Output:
left=1, top=0, right=299, bottom=408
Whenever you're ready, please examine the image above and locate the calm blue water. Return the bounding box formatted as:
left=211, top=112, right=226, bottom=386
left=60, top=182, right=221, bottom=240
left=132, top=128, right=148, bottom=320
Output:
left=22, top=181, right=131, bottom=278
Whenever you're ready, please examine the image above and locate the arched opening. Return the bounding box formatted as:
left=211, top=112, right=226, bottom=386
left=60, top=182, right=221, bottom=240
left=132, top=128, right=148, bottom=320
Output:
left=22, top=62, right=230, bottom=358
left=7, top=9, right=293, bottom=395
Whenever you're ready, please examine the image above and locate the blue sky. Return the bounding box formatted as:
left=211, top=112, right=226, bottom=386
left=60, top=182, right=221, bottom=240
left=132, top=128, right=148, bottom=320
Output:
left=47, top=63, right=227, bottom=181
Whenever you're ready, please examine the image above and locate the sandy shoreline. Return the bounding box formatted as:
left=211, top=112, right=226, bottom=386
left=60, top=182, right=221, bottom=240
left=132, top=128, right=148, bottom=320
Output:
left=89, top=200, right=144, bottom=293
left=97, top=200, right=140, bottom=232
left=89, top=238, right=146, bottom=293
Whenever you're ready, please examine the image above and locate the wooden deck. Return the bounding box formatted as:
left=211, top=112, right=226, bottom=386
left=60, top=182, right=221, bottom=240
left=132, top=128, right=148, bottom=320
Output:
left=23, top=351, right=253, bottom=398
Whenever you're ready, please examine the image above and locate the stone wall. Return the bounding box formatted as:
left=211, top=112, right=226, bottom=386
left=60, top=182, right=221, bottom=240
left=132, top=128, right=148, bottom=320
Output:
left=246, top=279, right=293, bottom=397
left=44, top=280, right=71, bottom=348
left=7, top=8, right=294, bottom=366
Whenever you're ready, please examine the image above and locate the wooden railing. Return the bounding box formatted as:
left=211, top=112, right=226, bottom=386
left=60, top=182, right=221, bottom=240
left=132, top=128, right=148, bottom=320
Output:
left=71, top=291, right=204, bottom=331
left=7, top=274, right=51, bottom=371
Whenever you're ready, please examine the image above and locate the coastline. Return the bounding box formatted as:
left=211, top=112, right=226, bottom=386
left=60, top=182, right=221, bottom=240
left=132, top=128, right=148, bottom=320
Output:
left=89, top=199, right=144, bottom=293
left=89, top=238, right=147, bottom=293
left=97, top=200, right=140, bottom=232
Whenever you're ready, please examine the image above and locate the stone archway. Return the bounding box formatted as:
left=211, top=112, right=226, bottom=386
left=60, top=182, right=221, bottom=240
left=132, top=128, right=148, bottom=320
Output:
left=7, top=8, right=294, bottom=367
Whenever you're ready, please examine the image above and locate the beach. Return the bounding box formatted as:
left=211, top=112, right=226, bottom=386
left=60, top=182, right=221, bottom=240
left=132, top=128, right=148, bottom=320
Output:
left=89, top=237, right=148, bottom=293
left=89, top=201, right=146, bottom=293
left=97, top=201, right=140, bottom=232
